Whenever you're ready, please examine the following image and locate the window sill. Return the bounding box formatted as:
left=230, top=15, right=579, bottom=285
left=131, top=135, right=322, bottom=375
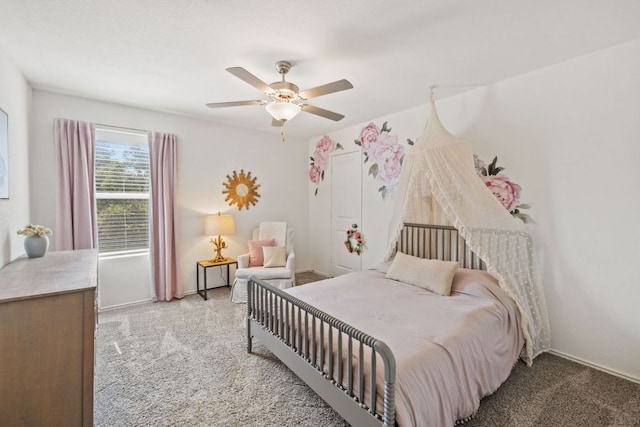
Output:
left=99, top=250, right=149, bottom=260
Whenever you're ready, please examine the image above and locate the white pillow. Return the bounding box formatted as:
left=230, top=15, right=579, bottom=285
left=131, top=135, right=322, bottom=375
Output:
left=262, top=246, right=287, bottom=268
left=385, top=252, right=458, bottom=296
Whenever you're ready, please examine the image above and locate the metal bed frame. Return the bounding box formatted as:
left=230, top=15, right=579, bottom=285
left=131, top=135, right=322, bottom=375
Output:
left=246, top=223, right=485, bottom=427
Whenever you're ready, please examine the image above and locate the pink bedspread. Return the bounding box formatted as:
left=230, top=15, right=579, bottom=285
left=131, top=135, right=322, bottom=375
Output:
left=285, top=266, right=523, bottom=427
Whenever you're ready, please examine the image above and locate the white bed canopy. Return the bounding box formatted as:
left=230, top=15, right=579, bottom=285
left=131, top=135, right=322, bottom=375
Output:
left=386, top=95, right=551, bottom=364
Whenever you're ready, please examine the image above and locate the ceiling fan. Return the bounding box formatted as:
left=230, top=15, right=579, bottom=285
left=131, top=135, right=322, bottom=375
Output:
left=206, top=61, right=353, bottom=127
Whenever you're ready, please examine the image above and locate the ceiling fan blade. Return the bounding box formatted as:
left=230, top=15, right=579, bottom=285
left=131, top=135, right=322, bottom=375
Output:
left=226, top=67, right=274, bottom=94
left=206, top=100, right=266, bottom=108
left=271, top=118, right=284, bottom=127
left=300, top=104, right=345, bottom=121
left=299, top=79, right=353, bottom=100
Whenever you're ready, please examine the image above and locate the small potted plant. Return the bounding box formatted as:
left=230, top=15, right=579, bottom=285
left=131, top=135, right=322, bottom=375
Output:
left=17, top=224, right=52, bottom=258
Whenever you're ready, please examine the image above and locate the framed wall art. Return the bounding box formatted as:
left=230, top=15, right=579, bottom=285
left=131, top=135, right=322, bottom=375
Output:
left=222, top=169, right=260, bottom=210
left=0, top=108, right=8, bottom=199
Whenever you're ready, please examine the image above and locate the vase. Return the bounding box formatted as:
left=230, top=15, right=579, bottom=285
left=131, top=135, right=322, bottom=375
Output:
left=24, top=235, right=49, bottom=258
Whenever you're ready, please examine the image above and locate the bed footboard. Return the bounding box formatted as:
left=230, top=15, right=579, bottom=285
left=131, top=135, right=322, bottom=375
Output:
left=247, top=277, right=396, bottom=427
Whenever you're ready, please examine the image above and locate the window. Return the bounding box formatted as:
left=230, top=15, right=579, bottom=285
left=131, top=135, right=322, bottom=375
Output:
left=95, top=128, right=149, bottom=255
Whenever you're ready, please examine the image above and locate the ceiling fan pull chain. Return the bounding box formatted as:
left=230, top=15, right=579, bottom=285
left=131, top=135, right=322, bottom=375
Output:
left=281, top=123, right=286, bottom=142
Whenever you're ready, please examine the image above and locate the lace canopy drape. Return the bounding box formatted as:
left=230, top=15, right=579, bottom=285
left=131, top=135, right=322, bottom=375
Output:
left=386, top=97, right=551, bottom=365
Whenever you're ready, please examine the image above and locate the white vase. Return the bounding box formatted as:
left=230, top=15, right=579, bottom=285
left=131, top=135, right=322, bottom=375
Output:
left=24, top=235, right=49, bottom=258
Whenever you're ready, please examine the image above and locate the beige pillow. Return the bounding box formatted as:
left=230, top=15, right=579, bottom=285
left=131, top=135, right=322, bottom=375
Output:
left=248, top=238, right=276, bottom=267
left=385, top=252, right=458, bottom=296
left=262, top=246, right=287, bottom=268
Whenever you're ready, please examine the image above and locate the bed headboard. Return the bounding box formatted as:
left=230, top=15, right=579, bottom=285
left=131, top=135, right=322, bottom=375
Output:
left=398, top=223, right=486, bottom=270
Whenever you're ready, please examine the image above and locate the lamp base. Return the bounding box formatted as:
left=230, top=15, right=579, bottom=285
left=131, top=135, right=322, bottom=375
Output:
left=210, top=254, right=227, bottom=263
left=210, top=236, right=228, bottom=264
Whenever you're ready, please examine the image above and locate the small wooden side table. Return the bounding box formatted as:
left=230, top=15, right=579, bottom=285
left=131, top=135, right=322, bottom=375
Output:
left=196, top=258, right=237, bottom=300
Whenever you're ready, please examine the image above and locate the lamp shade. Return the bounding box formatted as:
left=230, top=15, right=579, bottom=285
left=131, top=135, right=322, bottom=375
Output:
left=265, top=102, right=301, bottom=121
left=205, top=213, right=235, bottom=236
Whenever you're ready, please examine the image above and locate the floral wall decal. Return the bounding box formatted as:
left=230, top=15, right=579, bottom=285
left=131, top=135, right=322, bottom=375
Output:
left=474, top=155, right=533, bottom=223
left=309, top=135, right=343, bottom=195
left=355, top=121, right=413, bottom=200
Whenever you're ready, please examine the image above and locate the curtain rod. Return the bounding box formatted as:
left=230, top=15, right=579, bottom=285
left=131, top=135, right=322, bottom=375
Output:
left=95, top=123, right=148, bottom=135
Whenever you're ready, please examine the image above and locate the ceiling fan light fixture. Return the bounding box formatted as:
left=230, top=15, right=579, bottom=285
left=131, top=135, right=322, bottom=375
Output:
left=265, top=101, right=301, bottom=121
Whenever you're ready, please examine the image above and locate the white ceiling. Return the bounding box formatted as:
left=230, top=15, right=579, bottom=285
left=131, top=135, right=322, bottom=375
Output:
left=1, top=0, right=639, bottom=139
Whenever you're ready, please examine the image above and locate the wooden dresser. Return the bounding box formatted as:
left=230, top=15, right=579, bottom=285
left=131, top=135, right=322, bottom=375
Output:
left=0, top=249, right=98, bottom=427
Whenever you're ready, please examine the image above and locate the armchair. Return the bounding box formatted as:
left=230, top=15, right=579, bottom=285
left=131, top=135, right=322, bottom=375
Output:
left=231, top=222, right=295, bottom=303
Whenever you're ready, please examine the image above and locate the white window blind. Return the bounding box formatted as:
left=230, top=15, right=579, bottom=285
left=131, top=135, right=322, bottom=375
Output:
left=95, top=129, right=150, bottom=254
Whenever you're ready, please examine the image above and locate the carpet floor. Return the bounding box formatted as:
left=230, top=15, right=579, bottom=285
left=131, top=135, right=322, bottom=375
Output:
left=95, top=278, right=640, bottom=427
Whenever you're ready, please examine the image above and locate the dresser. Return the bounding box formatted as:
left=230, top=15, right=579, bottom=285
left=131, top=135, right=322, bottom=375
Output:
left=0, top=249, right=98, bottom=427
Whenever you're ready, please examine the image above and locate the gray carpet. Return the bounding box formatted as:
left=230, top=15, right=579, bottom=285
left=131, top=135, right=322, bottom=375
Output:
left=95, top=274, right=640, bottom=427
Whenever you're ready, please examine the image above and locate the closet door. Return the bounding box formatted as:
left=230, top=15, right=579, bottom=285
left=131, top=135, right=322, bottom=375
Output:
left=330, top=150, right=362, bottom=276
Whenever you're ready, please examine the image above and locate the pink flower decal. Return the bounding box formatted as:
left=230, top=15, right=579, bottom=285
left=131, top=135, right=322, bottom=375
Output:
left=355, top=121, right=413, bottom=200
left=316, top=135, right=338, bottom=158
left=309, top=164, right=322, bottom=184
left=482, top=174, right=522, bottom=212
left=375, top=140, right=405, bottom=187
left=310, top=135, right=343, bottom=195
left=358, top=123, right=380, bottom=150
left=475, top=155, right=533, bottom=223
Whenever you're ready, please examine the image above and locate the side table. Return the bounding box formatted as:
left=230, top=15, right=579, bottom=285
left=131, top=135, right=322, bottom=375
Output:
left=196, top=258, right=237, bottom=300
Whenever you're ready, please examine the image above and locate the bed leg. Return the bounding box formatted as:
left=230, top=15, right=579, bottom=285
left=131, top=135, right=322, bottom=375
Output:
left=246, top=279, right=253, bottom=353
left=246, top=302, right=253, bottom=353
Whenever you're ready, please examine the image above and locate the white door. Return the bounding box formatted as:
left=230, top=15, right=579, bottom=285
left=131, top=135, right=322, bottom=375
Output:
left=330, top=151, right=362, bottom=276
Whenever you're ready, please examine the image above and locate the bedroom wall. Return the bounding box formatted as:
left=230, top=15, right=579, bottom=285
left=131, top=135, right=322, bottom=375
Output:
left=309, top=39, right=640, bottom=381
left=30, top=90, right=309, bottom=308
left=0, top=46, right=32, bottom=268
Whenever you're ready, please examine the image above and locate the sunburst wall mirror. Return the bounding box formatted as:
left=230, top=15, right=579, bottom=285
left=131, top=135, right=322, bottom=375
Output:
left=222, top=169, right=261, bottom=210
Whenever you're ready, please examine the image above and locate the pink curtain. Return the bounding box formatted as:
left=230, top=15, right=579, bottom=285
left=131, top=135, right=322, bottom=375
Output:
left=148, top=131, right=182, bottom=301
left=54, top=118, right=97, bottom=250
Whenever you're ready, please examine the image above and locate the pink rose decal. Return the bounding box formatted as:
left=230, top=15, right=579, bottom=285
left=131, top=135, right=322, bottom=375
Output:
left=475, top=155, right=533, bottom=223
left=367, top=132, right=398, bottom=165
left=355, top=121, right=414, bottom=201
left=313, top=152, right=328, bottom=171
left=309, top=164, right=322, bottom=184
left=313, top=135, right=336, bottom=170
left=358, top=122, right=380, bottom=150
left=315, top=135, right=337, bottom=157
left=310, top=135, right=343, bottom=195
left=482, top=175, right=522, bottom=212
left=376, top=142, right=405, bottom=186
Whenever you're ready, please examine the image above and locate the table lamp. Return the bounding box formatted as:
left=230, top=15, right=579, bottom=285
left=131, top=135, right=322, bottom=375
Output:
left=205, top=212, right=236, bottom=263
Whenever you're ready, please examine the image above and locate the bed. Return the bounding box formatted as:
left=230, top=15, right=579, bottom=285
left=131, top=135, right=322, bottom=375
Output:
left=246, top=223, right=524, bottom=427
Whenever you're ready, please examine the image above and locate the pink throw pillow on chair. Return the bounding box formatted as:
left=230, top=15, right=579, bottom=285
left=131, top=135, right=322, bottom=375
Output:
left=248, top=239, right=276, bottom=267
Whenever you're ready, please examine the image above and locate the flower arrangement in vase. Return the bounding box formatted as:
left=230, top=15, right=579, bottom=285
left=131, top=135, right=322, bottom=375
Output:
left=17, top=224, right=52, bottom=258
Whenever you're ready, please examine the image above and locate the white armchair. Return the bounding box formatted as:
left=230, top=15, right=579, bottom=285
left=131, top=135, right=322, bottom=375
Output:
left=231, top=222, right=295, bottom=303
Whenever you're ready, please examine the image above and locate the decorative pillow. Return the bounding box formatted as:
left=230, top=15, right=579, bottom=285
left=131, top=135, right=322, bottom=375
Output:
left=248, top=239, right=276, bottom=267
left=262, top=246, right=287, bottom=268
left=385, top=252, right=458, bottom=296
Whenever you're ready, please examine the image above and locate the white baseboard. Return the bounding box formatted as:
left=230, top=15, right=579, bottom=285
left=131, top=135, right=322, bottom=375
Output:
left=98, top=297, right=153, bottom=312
left=548, top=349, right=639, bottom=384
left=99, top=287, right=232, bottom=312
